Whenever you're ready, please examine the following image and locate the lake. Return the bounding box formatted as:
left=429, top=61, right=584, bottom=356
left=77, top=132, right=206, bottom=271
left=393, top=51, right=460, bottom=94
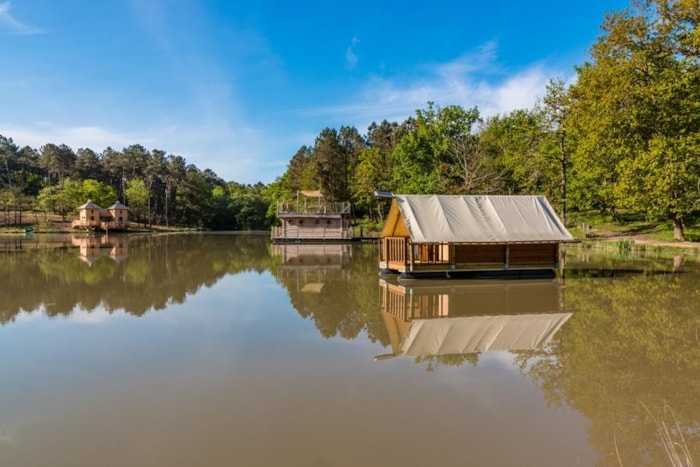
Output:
left=0, top=233, right=698, bottom=466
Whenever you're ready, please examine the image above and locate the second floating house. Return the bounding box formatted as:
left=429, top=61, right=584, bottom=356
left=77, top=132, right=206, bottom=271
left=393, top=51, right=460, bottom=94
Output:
left=272, top=190, right=353, bottom=242
left=378, top=194, right=573, bottom=279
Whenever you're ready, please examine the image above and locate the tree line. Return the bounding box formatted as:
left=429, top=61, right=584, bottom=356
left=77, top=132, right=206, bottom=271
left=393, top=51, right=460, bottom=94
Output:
left=0, top=139, right=270, bottom=230
left=1, top=1, right=698, bottom=238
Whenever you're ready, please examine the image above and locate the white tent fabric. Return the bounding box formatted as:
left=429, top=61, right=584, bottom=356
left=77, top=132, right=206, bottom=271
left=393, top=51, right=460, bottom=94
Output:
left=394, top=195, right=573, bottom=243
left=397, top=313, right=572, bottom=356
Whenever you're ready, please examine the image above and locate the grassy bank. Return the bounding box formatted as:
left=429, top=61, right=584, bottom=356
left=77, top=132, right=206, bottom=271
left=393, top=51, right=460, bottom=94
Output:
left=567, top=211, right=700, bottom=244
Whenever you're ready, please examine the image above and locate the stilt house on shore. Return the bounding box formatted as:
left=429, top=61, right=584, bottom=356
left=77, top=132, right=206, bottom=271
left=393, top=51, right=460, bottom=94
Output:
left=272, top=190, right=352, bottom=242
left=72, top=200, right=130, bottom=231
left=378, top=194, right=573, bottom=279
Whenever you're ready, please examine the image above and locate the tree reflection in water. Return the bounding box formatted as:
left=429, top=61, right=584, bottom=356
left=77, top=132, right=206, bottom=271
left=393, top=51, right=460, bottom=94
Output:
left=0, top=233, right=272, bottom=323
left=276, top=243, right=700, bottom=464
left=270, top=243, right=388, bottom=346
left=1, top=237, right=698, bottom=464
left=515, top=249, right=700, bottom=466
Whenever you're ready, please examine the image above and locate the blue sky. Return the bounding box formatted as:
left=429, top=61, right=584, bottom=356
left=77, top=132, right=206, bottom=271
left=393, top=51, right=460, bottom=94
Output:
left=0, top=0, right=630, bottom=184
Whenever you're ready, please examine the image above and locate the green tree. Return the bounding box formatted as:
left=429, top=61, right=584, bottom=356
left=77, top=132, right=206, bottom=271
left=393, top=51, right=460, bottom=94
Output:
left=445, top=135, right=505, bottom=195
left=569, top=0, right=700, bottom=239
left=0, top=135, right=19, bottom=189
left=73, top=148, right=103, bottom=181
left=175, top=165, right=212, bottom=227
left=540, top=78, right=573, bottom=224
left=16, top=146, right=42, bottom=196
left=145, top=149, right=167, bottom=226
left=285, top=145, right=316, bottom=193
left=391, top=103, right=480, bottom=194
left=125, top=178, right=149, bottom=226
left=353, top=120, right=403, bottom=220
left=313, top=126, right=362, bottom=201
left=478, top=110, right=545, bottom=195
left=232, top=193, right=268, bottom=230
left=163, top=155, right=186, bottom=227
left=80, top=179, right=117, bottom=208
left=37, top=178, right=82, bottom=220
left=40, top=143, right=76, bottom=185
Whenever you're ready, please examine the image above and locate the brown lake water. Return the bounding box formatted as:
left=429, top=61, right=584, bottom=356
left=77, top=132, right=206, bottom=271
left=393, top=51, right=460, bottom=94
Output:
left=0, top=233, right=699, bottom=467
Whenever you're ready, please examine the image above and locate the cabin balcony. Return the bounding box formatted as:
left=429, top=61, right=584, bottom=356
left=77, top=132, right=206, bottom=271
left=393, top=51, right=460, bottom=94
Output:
left=277, top=201, right=351, bottom=216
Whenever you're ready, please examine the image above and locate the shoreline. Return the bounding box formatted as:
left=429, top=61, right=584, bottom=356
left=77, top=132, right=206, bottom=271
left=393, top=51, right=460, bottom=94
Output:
left=2, top=228, right=698, bottom=252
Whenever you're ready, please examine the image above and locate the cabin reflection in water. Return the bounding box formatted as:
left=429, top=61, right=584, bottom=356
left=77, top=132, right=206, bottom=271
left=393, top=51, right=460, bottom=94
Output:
left=271, top=243, right=352, bottom=268
left=71, top=235, right=129, bottom=266
left=376, top=279, right=572, bottom=360
left=271, top=243, right=353, bottom=293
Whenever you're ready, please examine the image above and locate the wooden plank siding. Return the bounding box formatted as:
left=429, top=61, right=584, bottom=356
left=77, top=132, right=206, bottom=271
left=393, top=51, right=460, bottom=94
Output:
left=272, top=216, right=351, bottom=241
left=454, top=244, right=505, bottom=264
left=509, top=243, right=558, bottom=265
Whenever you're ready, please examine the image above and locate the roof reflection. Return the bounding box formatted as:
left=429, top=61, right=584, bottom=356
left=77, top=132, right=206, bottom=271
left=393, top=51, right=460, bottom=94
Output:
left=376, top=279, right=572, bottom=360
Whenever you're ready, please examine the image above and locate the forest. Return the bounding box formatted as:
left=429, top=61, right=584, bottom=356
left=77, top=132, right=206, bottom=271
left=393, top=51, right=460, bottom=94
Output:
left=1, top=0, right=698, bottom=239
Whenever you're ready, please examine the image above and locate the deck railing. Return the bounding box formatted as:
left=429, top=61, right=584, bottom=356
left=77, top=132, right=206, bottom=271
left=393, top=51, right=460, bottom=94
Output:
left=271, top=225, right=354, bottom=241
left=277, top=201, right=351, bottom=215
left=381, top=237, right=407, bottom=264
left=412, top=243, right=450, bottom=264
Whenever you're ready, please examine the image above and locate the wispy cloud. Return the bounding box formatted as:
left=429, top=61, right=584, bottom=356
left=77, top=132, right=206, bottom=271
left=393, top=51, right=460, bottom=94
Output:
left=1, top=122, right=139, bottom=151
left=0, top=1, right=43, bottom=34
left=346, top=36, right=359, bottom=70
left=291, top=43, right=559, bottom=128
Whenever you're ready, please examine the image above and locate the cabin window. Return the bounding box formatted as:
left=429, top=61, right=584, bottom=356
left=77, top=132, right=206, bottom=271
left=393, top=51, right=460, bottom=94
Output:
left=315, top=220, right=320, bottom=224
left=299, top=220, right=303, bottom=224
left=90, top=216, right=94, bottom=220
left=326, top=220, right=331, bottom=224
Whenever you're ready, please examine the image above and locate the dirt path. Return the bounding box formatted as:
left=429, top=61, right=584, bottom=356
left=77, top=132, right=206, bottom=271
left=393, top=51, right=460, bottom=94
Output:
left=586, top=232, right=700, bottom=250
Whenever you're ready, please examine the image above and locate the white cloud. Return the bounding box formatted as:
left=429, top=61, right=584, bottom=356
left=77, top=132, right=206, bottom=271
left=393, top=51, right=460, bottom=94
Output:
left=0, top=122, right=139, bottom=151
left=346, top=36, right=359, bottom=70
left=290, top=43, right=559, bottom=130
left=0, top=1, right=43, bottom=34
left=67, top=309, right=114, bottom=324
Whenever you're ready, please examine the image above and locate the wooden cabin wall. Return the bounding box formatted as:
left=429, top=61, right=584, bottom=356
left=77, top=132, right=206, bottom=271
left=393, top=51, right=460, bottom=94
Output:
left=452, top=243, right=557, bottom=268
left=278, top=217, right=347, bottom=240
left=509, top=244, right=558, bottom=265
left=454, top=244, right=506, bottom=264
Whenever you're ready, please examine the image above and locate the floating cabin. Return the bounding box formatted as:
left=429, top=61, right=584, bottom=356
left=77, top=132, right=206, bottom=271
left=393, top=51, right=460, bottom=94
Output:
left=72, top=200, right=130, bottom=231
left=378, top=194, right=574, bottom=279
left=375, top=278, right=572, bottom=361
left=272, top=190, right=353, bottom=242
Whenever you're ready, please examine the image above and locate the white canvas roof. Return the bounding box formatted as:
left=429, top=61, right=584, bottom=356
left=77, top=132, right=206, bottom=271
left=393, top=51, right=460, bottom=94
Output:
left=389, top=195, right=573, bottom=243
left=396, top=313, right=572, bottom=357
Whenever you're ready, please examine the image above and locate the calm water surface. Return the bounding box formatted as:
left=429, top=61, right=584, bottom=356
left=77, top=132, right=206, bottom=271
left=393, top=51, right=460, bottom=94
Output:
left=0, top=234, right=698, bottom=467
